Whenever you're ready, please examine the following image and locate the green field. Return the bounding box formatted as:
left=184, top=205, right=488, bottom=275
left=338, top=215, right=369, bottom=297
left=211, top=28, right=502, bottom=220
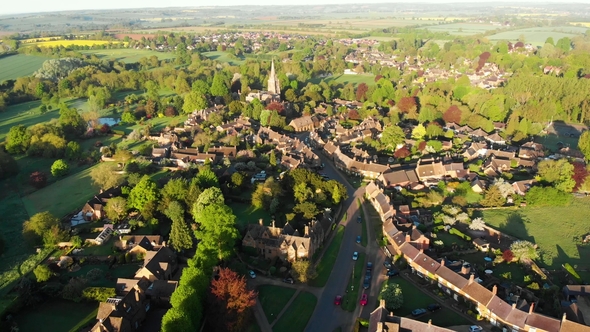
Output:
left=423, top=23, right=499, bottom=36
left=14, top=299, right=97, bottom=332
left=257, top=285, right=297, bottom=323
left=230, top=202, right=273, bottom=232
left=310, top=74, right=376, bottom=86
left=80, top=49, right=176, bottom=63
left=310, top=225, right=345, bottom=287
left=22, top=165, right=99, bottom=218
left=0, top=101, right=60, bottom=140
left=272, top=291, right=317, bottom=332
left=487, top=26, right=588, bottom=46
left=0, top=54, right=50, bottom=82
left=482, top=198, right=590, bottom=269
left=202, top=51, right=244, bottom=65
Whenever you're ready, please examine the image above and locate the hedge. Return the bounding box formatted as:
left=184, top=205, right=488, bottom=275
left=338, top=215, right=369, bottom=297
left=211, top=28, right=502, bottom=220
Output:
left=82, top=287, right=116, bottom=302
left=563, top=263, right=583, bottom=283
left=450, top=228, right=471, bottom=241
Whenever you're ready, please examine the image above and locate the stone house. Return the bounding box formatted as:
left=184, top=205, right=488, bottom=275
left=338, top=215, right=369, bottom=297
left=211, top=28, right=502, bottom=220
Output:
left=81, top=187, right=123, bottom=221
left=288, top=116, right=315, bottom=132
left=134, top=247, right=177, bottom=282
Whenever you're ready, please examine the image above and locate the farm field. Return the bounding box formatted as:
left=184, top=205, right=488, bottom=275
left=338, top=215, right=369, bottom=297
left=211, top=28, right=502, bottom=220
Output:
left=80, top=49, right=176, bottom=63
left=487, top=26, right=588, bottom=46
left=423, top=22, right=499, bottom=35
left=482, top=197, right=590, bottom=269
left=310, top=73, right=376, bottom=86
left=0, top=54, right=50, bottom=82
left=23, top=40, right=125, bottom=48
left=0, top=100, right=57, bottom=140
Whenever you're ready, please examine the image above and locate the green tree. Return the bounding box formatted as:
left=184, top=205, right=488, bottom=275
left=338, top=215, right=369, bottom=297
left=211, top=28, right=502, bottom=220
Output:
left=23, top=212, right=60, bottom=245
left=182, top=91, right=208, bottom=114
left=210, top=72, right=229, bottom=97
left=128, top=175, right=160, bottom=211
left=34, top=265, right=53, bottom=282
left=231, top=172, right=245, bottom=187
left=166, top=201, right=194, bottom=251
left=113, top=149, right=133, bottom=168
left=332, top=184, right=342, bottom=204
left=6, top=125, right=31, bottom=154
left=510, top=240, right=539, bottom=263
left=50, top=159, right=69, bottom=177
left=291, top=260, right=317, bottom=283
left=194, top=204, right=239, bottom=261
left=195, top=168, right=219, bottom=189
left=480, top=185, right=506, bottom=207
left=269, top=150, right=277, bottom=167
left=65, top=141, right=81, bottom=160
left=411, top=123, right=426, bottom=140
left=294, top=202, right=319, bottom=219
left=90, top=163, right=123, bottom=190
left=294, top=182, right=314, bottom=203
left=538, top=159, right=575, bottom=192
left=380, top=125, right=405, bottom=150
left=58, top=104, right=86, bottom=139
left=192, top=187, right=225, bottom=220
left=380, top=282, right=403, bottom=310
left=105, top=197, right=128, bottom=222
left=0, top=149, right=19, bottom=180
left=578, top=130, right=590, bottom=161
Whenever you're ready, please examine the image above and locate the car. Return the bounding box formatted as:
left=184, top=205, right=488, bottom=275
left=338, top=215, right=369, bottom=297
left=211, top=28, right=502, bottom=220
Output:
left=363, top=276, right=371, bottom=289
left=248, top=270, right=256, bottom=279
left=469, top=326, right=483, bottom=332
left=283, top=278, right=294, bottom=284
left=366, top=269, right=372, bottom=279
left=383, top=261, right=392, bottom=269
left=411, top=308, right=427, bottom=316
left=367, top=262, right=373, bottom=270
left=356, top=235, right=361, bottom=243
left=386, top=269, right=399, bottom=277
left=352, top=251, right=359, bottom=260
left=427, top=303, right=441, bottom=312
left=334, top=295, right=342, bottom=306
left=357, top=216, right=362, bottom=223
left=360, top=294, right=368, bottom=306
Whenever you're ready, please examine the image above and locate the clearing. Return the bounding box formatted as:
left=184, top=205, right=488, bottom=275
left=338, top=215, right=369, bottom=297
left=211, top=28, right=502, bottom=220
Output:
left=423, top=23, right=499, bottom=36
left=487, top=26, right=588, bottom=47
left=202, top=51, right=245, bottom=65
left=0, top=54, right=50, bottom=82
left=272, top=291, right=317, bottom=332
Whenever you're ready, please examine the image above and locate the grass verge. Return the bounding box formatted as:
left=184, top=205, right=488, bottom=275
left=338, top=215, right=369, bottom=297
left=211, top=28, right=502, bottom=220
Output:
left=257, top=285, right=297, bottom=323
left=358, top=199, right=368, bottom=247
left=309, top=225, right=345, bottom=287
left=341, top=252, right=366, bottom=312
left=272, top=291, right=317, bottom=332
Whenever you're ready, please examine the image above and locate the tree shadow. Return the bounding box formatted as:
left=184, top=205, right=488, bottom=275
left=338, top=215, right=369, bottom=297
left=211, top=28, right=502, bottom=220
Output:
left=498, top=211, right=535, bottom=243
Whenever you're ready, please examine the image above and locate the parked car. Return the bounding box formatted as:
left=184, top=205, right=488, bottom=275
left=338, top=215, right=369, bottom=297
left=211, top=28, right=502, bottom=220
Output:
left=383, top=261, right=392, bottom=269
left=386, top=269, right=399, bottom=277
left=366, top=269, right=372, bottom=279
left=360, top=294, right=368, bottom=306
left=469, top=326, right=483, bottom=332
left=356, top=235, right=361, bottom=243
left=357, top=216, right=361, bottom=223
left=352, top=251, right=359, bottom=260
left=363, top=276, right=371, bottom=289
left=427, top=303, right=441, bottom=312
left=283, top=278, right=294, bottom=284
left=367, top=262, right=373, bottom=270
left=411, top=308, right=427, bottom=316
left=334, top=295, right=342, bottom=306
left=248, top=270, right=256, bottom=279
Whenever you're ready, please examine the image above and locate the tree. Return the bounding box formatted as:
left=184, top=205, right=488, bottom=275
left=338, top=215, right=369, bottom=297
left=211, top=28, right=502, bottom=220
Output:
left=380, top=125, right=405, bottom=150
left=443, top=105, right=462, bottom=124
left=62, top=278, right=87, bottom=302
left=294, top=182, right=314, bottom=203
left=294, top=202, right=319, bottom=219
left=291, top=260, right=317, bottom=283
left=50, top=159, right=69, bottom=177
left=194, top=203, right=238, bottom=261
left=210, top=72, right=229, bottom=97
left=380, top=282, right=403, bottom=310
left=128, top=175, right=160, bottom=211
left=30, top=171, right=47, bottom=189
left=58, top=104, right=86, bottom=139
left=538, top=159, right=575, bottom=192
left=269, top=150, right=277, bottom=167
left=231, top=172, right=245, bottom=188
left=411, top=124, right=426, bottom=139
left=393, top=146, right=411, bottom=159
left=105, top=197, right=127, bottom=222
left=579, top=174, right=590, bottom=193
left=34, top=265, right=53, bottom=282
left=579, top=130, right=590, bottom=162
left=195, top=168, right=219, bottom=189
left=65, top=141, right=81, bottom=160
left=480, top=185, right=505, bottom=207
left=6, top=125, right=31, bottom=154
left=90, top=163, right=123, bottom=190
left=0, top=149, right=18, bottom=180
left=209, top=268, right=257, bottom=331
left=510, top=240, right=539, bottom=263
left=113, top=149, right=133, bottom=168
left=469, top=217, right=486, bottom=231
left=23, top=212, right=60, bottom=245
left=502, top=249, right=515, bottom=263
left=182, top=91, right=208, bottom=114
left=332, top=184, right=342, bottom=204
left=166, top=201, right=193, bottom=251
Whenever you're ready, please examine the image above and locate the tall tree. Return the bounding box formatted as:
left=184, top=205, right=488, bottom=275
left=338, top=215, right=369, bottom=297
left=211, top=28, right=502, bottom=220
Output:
left=90, top=163, right=123, bottom=190
left=195, top=168, right=219, bottom=189
left=182, top=91, right=208, bottom=114
left=194, top=203, right=238, bottom=261
left=58, top=104, right=86, bottom=139
left=210, top=72, right=229, bottom=97
left=5, top=125, right=31, bottom=154
left=209, top=268, right=257, bottom=331
left=578, top=130, right=590, bottom=162
left=165, top=201, right=193, bottom=251
left=380, top=283, right=403, bottom=310
left=128, top=175, right=160, bottom=211
left=23, top=212, right=60, bottom=246
left=510, top=240, right=539, bottom=263
left=380, top=125, right=405, bottom=150
left=105, top=197, right=127, bottom=222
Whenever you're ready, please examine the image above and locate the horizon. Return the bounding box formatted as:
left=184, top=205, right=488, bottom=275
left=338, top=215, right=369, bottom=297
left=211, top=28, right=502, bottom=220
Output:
left=2, top=0, right=590, bottom=16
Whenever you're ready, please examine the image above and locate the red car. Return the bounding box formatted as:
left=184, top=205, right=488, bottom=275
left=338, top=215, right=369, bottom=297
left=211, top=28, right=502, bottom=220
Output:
left=334, top=295, right=342, bottom=306
left=360, top=294, right=368, bottom=306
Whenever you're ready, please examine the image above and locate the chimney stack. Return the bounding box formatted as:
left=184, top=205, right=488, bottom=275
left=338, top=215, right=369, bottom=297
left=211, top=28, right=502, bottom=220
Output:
left=379, top=299, right=386, bottom=308
left=135, top=290, right=140, bottom=302
left=405, top=233, right=411, bottom=243
left=492, top=285, right=497, bottom=295
left=469, top=273, right=475, bottom=284
left=529, top=302, right=535, bottom=314
left=428, top=319, right=432, bottom=327
left=259, top=218, right=263, bottom=226
left=512, top=303, right=516, bottom=309
left=440, top=259, right=445, bottom=266
left=562, top=313, right=568, bottom=323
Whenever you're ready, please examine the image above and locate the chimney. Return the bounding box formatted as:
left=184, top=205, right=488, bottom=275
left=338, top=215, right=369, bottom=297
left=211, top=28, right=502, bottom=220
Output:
left=272, top=220, right=275, bottom=228
left=376, top=322, right=384, bottom=332
left=428, top=319, right=432, bottom=327
left=562, top=313, right=568, bottom=323
left=529, top=302, right=535, bottom=314
left=469, top=273, right=475, bottom=284
left=405, top=233, right=411, bottom=243
left=259, top=218, right=263, bottom=226
left=512, top=303, right=516, bottom=309
left=492, top=285, right=497, bottom=295
left=379, top=299, right=386, bottom=308
left=135, top=290, right=140, bottom=302
left=304, top=226, right=309, bottom=237
left=419, top=249, right=424, bottom=254
left=461, top=263, right=471, bottom=275
left=440, top=259, right=445, bottom=266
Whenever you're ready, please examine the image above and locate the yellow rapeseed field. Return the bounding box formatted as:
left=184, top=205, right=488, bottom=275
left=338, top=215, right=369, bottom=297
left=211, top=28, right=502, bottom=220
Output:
left=26, top=40, right=124, bottom=47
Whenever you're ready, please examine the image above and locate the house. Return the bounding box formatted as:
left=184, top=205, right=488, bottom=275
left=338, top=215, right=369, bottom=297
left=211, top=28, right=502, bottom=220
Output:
left=519, top=142, right=545, bottom=160
left=365, top=182, right=395, bottom=221
left=134, top=247, right=177, bottom=282
left=416, top=159, right=446, bottom=182
left=242, top=218, right=329, bottom=262
left=91, top=282, right=150, bottom=332
left=280, top=154, right=301, bottom=170
left=145, top=279, right=178, bottom=303
left=208, top=146, right=238, bottom=159
left=463, top=142, right=488, bottom=160
left=486, top=132, right=506, bottom=145
left=483, top=156, right=513, bottom=177
left=377, top=167, right=419, bottom=189
left=323, top=141, right=338, bottom=159
left=512, top=179, right=536, bottom=196
left=444, top=162, right=470, bottom=179
left=473, top=238, right=490, bottom=252
left=118, top=235, right=165, bottom=256
left=368, top=299, right=453, bottom=332
left=82, top=187, right=123, bottom=221
left=563, top=285, right=590, bottom=298
left=289, top=116, right=315, bottom=132
left=471, top=178, right=487, bottom=193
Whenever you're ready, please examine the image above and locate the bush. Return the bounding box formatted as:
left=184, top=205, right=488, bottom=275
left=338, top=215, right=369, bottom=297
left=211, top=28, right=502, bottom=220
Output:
left=450, top=228, right=471, bottom=241
left=564, top=263, right=582, bottom=283
left=50, top=159, right=69, bottom=177
left=82, top=287, right=116, bottom=302
left=526, top=187, right=572, bottom=206
left=30, top=171, right=48, bottom=188
left=527, top=282, right=540, bottom=290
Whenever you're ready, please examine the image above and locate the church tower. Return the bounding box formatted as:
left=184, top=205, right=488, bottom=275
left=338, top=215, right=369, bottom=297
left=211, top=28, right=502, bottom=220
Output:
left=267, top=59, right=281, bottom=96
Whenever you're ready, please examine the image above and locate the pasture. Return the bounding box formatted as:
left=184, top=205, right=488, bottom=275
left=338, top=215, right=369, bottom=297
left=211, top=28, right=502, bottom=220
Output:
left=0, top=101, right=58, bottom=140
left=487, top=26, right=587, bottom=46
left=310, top=74, right=376, bottom=86
left=0, top=54, right=50, bottom=82
left=80, top=49, right=176, bottom=63
left=423, top=22, right=499, bottom=36
left=482, top=197, right=590, bottom=269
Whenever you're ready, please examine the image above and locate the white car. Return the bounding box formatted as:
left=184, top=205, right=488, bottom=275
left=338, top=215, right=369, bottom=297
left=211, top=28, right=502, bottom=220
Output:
left=248, top=270, right=256, bottom=279
left=352, top=251, right=359, bottom=260
left=469, top=326, right=483, bottom=332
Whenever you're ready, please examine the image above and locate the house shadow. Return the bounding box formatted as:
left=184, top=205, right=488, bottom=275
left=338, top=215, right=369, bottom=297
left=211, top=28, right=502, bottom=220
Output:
left=496, top=211, right=535, bottom=244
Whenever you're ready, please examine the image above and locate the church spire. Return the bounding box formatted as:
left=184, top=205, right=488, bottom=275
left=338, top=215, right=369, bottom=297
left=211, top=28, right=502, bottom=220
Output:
left=267, top=59, right=280, bottom=96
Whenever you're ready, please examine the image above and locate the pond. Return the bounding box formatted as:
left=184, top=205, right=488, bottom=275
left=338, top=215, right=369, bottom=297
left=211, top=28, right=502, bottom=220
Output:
left=98, top=117, right=120, bottom=126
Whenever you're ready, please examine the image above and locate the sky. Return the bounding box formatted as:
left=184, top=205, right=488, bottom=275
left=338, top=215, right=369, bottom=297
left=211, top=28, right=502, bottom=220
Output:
left=2, top=0, right=588, bottom=16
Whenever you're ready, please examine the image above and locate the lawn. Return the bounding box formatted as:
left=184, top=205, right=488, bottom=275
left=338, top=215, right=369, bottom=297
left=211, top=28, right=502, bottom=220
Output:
left=309, top=74, right=376, bottom=86
left=482, top=198, right=590, bottom=269
left=341, top=252, right=365, bottom=312
left=65, top=263, right=140, bottom=287
left=230, top=202, right=273, bottom=232
left=384, top=276, right=470, bottom=327
left=493, top=263, right=528, bottom=285
left=202, top=51, right=245, bottom=65
left=14, top=299, right=97, bottom=332
left=22, top=165, right=99, bottom=218
left=0, top=54, right=50, bottom=82
left=435, top=232, right=470, bottom=249
left=309, top=225, right=345, bottom=287
left=257, top=285, right=297, bottom=323
left=272, top=291, right=317, bottom=332
left=80, top=49, right=176, bottom=63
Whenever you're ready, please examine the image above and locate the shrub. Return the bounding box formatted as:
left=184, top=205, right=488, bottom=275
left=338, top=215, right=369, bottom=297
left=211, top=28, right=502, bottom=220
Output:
left=82, top=287, right=116, bottom=302
left=450, top=228, right=471, bottom=241
left=527, top=282, right=540, bottom=290
left=564, top=263, right=582, bottom=283
left=50, top=159, right=69, bottom=177
left=30, top=171, right=48, bottom=188
left=526, top=187, right=571, bottom=206
left=86, top=268, right=104, bottom=281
